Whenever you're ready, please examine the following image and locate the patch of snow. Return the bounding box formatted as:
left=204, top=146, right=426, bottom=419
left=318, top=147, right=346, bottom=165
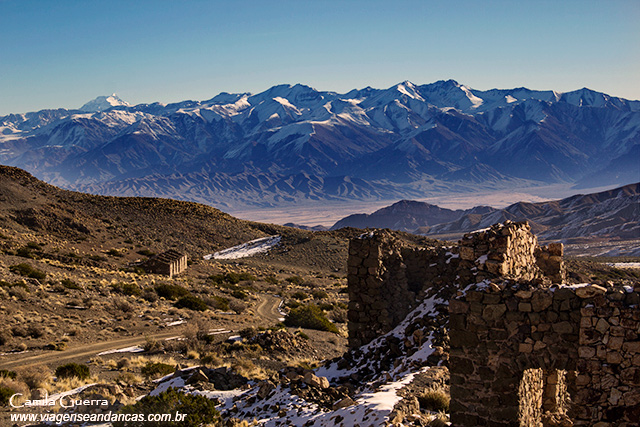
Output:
left=608, top=262, right=640, bottom=269
left=165, top=319, right=186, bottom=327
left=97, top=346, right=144, bottom=356
left=204, top=235, right=281, bottom=260
left=149, top=376, right=186, bottom=396
left=476, top=254, right=488, bottom=264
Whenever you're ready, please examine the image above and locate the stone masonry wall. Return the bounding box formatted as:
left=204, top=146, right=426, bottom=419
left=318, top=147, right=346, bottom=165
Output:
left=449, top=282, right=640, bottom=426
left=347, top=221, right=564, bottom=348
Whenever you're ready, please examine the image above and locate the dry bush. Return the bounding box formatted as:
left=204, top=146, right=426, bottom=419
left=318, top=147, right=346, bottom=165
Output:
left=143, top=336, right=164, bottom=353
left=200, top=353, right=222, bottom=367
left=418, top=387, right=450, bottom=412
left=115, top=372, right=143, bottom=386
left=18, top=364, right=51, bottom=389
left=0, top=378, right=28, bottom=405
left=429, top=411, right=449, bottom=426
left=230, top=357, right=271, bottom=380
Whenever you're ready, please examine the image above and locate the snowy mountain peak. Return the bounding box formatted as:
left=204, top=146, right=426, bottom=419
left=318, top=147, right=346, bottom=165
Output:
left=80, top=94, right=130, bottom=112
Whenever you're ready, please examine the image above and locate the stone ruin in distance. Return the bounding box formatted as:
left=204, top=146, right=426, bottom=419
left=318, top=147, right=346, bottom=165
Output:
left=347, top=221, right=640, bottom=426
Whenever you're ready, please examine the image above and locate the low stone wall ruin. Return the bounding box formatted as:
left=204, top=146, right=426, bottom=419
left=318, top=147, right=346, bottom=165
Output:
left=449, top=282, right=640, bottom=426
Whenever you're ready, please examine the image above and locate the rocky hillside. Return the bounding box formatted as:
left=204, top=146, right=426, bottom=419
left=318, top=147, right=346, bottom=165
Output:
left=1, top=81, right=639, bottom=208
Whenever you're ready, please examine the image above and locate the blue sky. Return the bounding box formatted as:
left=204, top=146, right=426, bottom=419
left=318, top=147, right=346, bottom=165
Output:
left=0, top=0, right=638, bottom=115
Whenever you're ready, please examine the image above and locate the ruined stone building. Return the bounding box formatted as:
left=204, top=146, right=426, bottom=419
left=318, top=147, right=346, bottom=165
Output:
left=347, top=221, right=640, bottom=426
left=141, top=249, right=187, bottom=278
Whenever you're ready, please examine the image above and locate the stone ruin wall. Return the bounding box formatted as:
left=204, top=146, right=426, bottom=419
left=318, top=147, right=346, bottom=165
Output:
left=347, top=221, right=564, bottom=348
left=449, top=283, right=640, bottom=426
left=347, top=220, right=639, bottom=425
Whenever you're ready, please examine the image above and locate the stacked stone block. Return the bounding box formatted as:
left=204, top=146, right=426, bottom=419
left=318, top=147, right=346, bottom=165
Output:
left=449, top=283, right=640, bottom=426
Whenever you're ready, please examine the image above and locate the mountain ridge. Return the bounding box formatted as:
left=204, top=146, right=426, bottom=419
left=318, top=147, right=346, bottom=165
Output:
left=1, top=81, right=639, bottom=208
left=331, top=183, right=640, bottom=243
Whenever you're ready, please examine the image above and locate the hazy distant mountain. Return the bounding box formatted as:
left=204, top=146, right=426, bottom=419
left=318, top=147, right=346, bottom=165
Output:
left=332, top=183, right=640, bottom=241
left=1, top=81, right=639, bottom=207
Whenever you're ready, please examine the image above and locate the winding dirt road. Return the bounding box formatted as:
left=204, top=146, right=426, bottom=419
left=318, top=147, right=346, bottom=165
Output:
left=0, top=294, right=282, bottom=370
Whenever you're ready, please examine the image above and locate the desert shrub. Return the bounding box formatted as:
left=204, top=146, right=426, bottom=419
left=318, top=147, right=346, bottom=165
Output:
left=111, top=282, right=141, bottom=296
left=285, top=304, right=339, bottom=333
left=114, top=388, right=220, bottom=427
left=8, top=286, right=29, bottom=301
left=19, top=365, right=51, bottom=389
left=154, top=283, right=190, bottom=300
left=16, top=246, right=36, bottom=259
left=0, top=370, right=16, bottom=380
left=312, top=290, right=329, bottom=300
left=45, top=342, right=67, bottom=351
left=61, top=278, right=81, bottom=290
left=175, top=295, right=208, bottom=311
left=228, top=299, right=247, bottom=314
left=106, top=248, right=124, bottom=257
left=318, top=302, right=334, bottom=311
left=231, top=289, right=248, bottom=300
left=239, top=327, right=257, bottom=340
left=9, top=263, right=46, bottom=280
left=264, top=275, right=279, bottom=285
left=141, top=362, right=174, bottom=379
left=141, top=289, right=158, bottom=302
left=285, top=275, right=304, bottom=285
left=285, top=300, right=301, bottom=309
left=418, top=388, right=450, bottom=412
left=11, top=325, right=28, bottom=337
left=202, top=295, right=229, bottom=311
left=295, top=330, right=310, bottom=340
left=112, top=298, right=134, bottom=313
left=27, top=323, right=44, bottom=338
left=143, top=337, right=163, bottom=353
left=88, top=254, right=107, bottom=262
left=290, top=290, right=308, bottom=300
left=0, top=385, right=14, bottom=405
left=201, top=353, right=222, bottom=367
left=330, top=307, right=348, bottom=323
left=55, top=363, right=90, bottom=380
left=137, top=249, right=155, bottom=257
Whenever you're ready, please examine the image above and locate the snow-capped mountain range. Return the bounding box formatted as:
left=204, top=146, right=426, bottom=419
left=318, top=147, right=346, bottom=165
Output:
left=1, top=81, right=638, bottom=208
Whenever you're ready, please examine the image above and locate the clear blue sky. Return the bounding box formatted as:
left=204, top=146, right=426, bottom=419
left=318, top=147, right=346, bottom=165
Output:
left=0, top=0, right=638, bottom=115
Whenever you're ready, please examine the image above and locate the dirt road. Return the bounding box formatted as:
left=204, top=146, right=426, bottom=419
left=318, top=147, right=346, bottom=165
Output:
left=0, top=294, right=282, bottom=370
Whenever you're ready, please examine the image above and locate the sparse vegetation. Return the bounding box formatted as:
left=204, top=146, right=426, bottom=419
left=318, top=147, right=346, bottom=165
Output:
left=141, top=362, right=174, bottom=379
left=9, top=263, right=46, bottom=280
left=290, top=290, right=308, bottom=300
left=61, top=278, right=81, bottom=290
left=285, top=275, right=304, bottom=285
left=111, top=282, right=142, bottom=296
left=0, top=370, right=17, bottom=380
left=285, top=304, right=339, bottom=333
left=311, top=289, right=329, bottom=299
left=154, top=283, right=190, bottom=300
left=55, top=363, right=90, bottom=380
left=418, top=388, right=450, bottom=412
left=175, top=295, right=208, bottom=311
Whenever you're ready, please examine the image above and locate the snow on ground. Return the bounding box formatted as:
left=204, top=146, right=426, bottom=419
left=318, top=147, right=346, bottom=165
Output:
left=608, top=262, right=640, bottom=269
left=230, top=372, right=422, bottom=427
left=203, top=235, right=281, bottom=260
left=97, top=346, right=144, bottom=356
